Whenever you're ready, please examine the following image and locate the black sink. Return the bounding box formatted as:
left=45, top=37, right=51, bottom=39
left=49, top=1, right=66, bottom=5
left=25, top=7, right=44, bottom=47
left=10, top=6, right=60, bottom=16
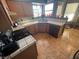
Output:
left=12, top=28, right=31, bottom=41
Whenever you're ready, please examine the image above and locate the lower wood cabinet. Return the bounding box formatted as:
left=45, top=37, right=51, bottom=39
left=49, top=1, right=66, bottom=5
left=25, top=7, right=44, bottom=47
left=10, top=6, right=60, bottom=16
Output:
left=11, top=43, right=38, bottom=59
left=25, top=23, right=64, bottom=38
left=26, top=24, right=38, bottom=34
left=45, top=23, right=50, bottom=33
left=38, top=23, right=49, bottom=33
left=26, top=23, right=49, bottom=34
left=38, top=23, right=45, bottom=33
left=49, top=24, right=60, bottom=38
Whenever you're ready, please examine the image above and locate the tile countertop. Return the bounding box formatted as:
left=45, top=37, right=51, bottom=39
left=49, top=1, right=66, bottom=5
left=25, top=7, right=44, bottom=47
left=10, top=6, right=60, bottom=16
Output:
left=21, top=20, right=65, bottom=26
left=20, top=18, right=66, bottom=26
left=13, top=18, right=66, bottom=31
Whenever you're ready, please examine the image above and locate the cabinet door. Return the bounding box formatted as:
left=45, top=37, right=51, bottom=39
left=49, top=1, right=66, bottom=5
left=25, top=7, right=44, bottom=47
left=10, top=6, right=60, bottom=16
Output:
left=12, top=43, right=37, bottom=59
left=38, top=23, right=49, bottom=33
left=38, top=23, right=43, bottom=33
left=30, top=25, right=36, bottom=34
left=45, top=23, right=49, bottom=33
left=0, top=3, right=12, bottom=31
left=26, top=24, right=38, bottom=34
left=25, top=25, right=34, bottom=34
left=26, top=26, right=31, bottom=33
left=49, top=24, right=60, bottom=38
left=34, top=24, right=38, bottom=34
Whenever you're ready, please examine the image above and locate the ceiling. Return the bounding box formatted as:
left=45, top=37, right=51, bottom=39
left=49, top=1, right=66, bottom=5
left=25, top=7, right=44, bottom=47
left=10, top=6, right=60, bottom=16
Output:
left=67, top=0, right=79, bottom=3
left=8, top=0, right=79, bottom=3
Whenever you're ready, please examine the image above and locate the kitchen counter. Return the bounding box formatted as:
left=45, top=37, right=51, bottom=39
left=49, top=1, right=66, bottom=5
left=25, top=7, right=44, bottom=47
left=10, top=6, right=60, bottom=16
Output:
left=12, top=18, right=67, bottom=38
left=13, top=19, right=66, bottom=31
left=21, top=21, right=65, bottom=27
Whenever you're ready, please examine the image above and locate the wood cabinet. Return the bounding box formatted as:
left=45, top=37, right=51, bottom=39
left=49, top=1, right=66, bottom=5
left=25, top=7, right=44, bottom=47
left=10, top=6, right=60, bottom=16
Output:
left=38, top=23, right=44, bottom=33
left=12, top=43, right=37, bottom=59
left=0, top=2, right=12, bottom=32
left=26, top=24, right=38, bottom=34
left=45, top=23, right=50, bottom=33
left=38, top=23, right=49, bottom=33
left=25, top=23, right=64, bottom=38
left=49, top=24, right=60, bottom=38
left=26, top=23, right=49, bottom=34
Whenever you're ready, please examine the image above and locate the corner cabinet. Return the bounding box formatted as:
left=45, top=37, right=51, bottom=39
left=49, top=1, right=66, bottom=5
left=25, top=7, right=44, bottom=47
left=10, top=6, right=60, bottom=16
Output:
left=49, top=24, right=65, bottom=38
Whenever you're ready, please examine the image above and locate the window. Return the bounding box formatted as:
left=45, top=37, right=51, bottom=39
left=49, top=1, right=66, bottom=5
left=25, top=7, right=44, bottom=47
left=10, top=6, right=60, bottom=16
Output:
left=32, top=3, right=42, bottom=17
left=45, top=3, right=54, bottom=16
left=64, top=3, right=79, bottom=22
left=32, top=3, right=54, bottom=17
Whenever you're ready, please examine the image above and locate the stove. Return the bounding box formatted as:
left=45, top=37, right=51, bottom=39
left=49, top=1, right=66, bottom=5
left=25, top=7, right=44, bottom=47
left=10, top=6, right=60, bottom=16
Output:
left=12, top=28, right=32, bottom=41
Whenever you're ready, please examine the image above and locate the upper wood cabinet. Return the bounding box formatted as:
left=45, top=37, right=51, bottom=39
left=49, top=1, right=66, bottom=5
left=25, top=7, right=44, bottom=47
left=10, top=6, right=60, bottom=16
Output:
left=6, top=0, right=33, bottom=21
left=0, top=1, right=12, bottom=32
